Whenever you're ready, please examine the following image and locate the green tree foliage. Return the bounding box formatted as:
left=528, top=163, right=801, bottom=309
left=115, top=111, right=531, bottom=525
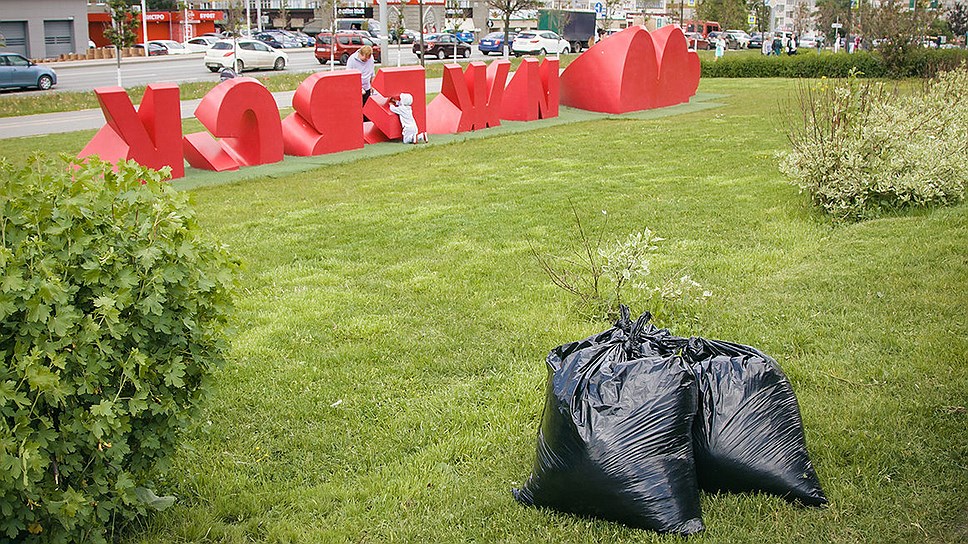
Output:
left=486, top=0, right=541, bottom=49
left=814, top=0, right=851, bottom=42
left=103, top=0, right=139, bottom=48
left=696, top=0, right=751, bottom=30
left=948, top=1, right=968, bottom=37
left=0, top=155, right=239, bottom=542
left=749, top=0, right=771, bottom=32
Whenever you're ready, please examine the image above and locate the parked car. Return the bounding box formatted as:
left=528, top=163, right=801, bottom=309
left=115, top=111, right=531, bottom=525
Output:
left=412, top=33, right=471, bottom=59
left=135, top=43, right=168, bottom=56
left=706, top=31, right=725, bottom=47
left=446, top=30, right=474, bottom=43
left=748, top=32, right=764, bottom=49
left=797, top=36, right=818, bottom=49
left=255, top=31, right=302, bottom=49
left=478, top=31, right=516, bottom=55
left=724, top=30, right=751, bottom=49
left=314, top=32, right=382, bottom=65
left=390, top=28, right=417, bottom=44
left=684, top=32, right=710, bottom=50
left=0, top=52, right=57, bottom=91
left=184, top=36, right=220, bottom=52
left=290, top=31, right=315, bottom=47
left=204, top=39, right=288, bottom=72
left=511, top=31, right=570, bottom=56
left=149, top=40, right=193, bottom=55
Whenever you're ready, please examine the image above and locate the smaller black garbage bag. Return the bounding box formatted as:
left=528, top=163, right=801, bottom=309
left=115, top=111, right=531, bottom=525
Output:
left=513, top=310, right=704, bottom=535
left=684, top=337, right=828, bottom=507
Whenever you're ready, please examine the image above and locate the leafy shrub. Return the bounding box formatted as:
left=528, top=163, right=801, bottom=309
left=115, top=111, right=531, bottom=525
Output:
left=700, top=49, right=968, bottom=78
left=779, top=66, right=968, bottom=221
left=0, top=156, right=238, bottom=542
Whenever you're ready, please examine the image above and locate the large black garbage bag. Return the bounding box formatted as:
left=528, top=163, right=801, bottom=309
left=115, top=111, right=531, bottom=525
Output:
left=683, top=336, right=828, bottom=507
left=513, top=310, right=704, bottom=535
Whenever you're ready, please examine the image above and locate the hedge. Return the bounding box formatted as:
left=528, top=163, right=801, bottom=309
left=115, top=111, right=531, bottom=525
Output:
left=701, top=49, right=968, bottom=78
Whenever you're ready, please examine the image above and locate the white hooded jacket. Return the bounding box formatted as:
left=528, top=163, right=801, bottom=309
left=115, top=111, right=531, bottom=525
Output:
left=389, top=93, right=419, bottom=142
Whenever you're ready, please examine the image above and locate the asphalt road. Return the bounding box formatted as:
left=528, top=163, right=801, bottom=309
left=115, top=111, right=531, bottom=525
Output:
left=46, top=45, right=503, bottom=93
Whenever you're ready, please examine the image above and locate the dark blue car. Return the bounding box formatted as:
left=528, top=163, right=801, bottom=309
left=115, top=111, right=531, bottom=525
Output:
left=478, top=31, right=516, bottom=55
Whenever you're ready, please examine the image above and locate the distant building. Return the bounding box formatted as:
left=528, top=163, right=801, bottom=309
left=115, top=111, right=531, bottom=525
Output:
left=0, top=0, right=90, bottom=58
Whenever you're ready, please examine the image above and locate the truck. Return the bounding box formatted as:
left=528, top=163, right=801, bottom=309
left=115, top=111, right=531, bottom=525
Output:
left=537, top=9, right=597, bottom=52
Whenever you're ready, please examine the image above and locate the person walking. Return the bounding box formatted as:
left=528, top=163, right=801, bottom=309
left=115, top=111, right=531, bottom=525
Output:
left=714, top=34, right=726, bottom=60
left=346, top=45, right=375, bottom=108
left=771, top=34, right=783, bottom=56
left=762, top=34, right=772, bottom=56
left=787, top=34, right=798, bottom=55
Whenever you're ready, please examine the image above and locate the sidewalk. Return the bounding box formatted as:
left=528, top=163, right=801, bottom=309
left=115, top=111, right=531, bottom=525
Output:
left=0, top=77, right=443, bottom=140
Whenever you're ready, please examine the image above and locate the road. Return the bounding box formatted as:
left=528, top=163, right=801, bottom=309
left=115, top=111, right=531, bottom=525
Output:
left=48, top=45, right=503, bottom=93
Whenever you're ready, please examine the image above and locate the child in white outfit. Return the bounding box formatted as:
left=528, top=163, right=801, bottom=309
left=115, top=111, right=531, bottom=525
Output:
left=389, top=93, right=427, bottom=144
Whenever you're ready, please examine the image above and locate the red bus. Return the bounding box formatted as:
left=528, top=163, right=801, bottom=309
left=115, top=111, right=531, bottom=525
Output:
left=683, top=20, right=721, bottom=38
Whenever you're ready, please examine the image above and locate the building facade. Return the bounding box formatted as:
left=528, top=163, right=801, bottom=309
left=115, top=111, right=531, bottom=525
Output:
left=0, top=0, right=90, bottom=58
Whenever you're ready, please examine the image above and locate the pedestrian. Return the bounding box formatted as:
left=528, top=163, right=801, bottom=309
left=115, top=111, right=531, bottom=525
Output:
left=787, top=34, right=798, bottom=55
left=816, top=35, right=824, bottom=53
left=389, top=93, right=428, bottom=144
left=762, top=34, right=772, bottom=56
left=772, top=34, right=783, bottom=56
left=714, top=34, right=726, bottom=60
left=346, top=45, right=375, bottom=108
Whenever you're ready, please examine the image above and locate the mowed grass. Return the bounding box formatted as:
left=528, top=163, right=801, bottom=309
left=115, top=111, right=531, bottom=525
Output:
left=5, top=78, right=968, bottom=543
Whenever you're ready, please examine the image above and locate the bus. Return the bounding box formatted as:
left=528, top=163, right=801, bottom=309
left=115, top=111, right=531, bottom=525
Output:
left=683, top=20, right=720, bottom=38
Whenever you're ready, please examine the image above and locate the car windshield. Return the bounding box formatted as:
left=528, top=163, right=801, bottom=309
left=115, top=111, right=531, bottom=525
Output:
left=211, top=42, right=232, bottom=50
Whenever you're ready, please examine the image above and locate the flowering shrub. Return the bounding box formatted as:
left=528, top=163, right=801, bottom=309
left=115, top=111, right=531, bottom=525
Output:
left=531, top=209, right=710, bottom=321
left=780, top=65, right=968, bottom=221
left=0, top=156, right=238, bottom=542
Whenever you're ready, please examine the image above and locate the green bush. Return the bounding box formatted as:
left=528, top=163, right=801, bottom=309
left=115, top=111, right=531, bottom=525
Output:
left=701, top=49, right=968, bottom=78
left=779, top=66, right=968, bottom=221
left=0, top=156, right=238, bottom=542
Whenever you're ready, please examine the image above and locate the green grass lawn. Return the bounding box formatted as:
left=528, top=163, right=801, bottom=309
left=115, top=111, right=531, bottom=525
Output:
left=4, top=78, right=967, bottom=543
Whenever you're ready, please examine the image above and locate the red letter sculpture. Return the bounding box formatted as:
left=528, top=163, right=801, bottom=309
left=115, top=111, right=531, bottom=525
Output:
left=651, top=25, right=698, bottom=108
left=501, top=58, right=558, bottom=122
left=282, top=71, right=364, bottom=156
left=426, top=60, right=509, bottom=134
left=362, top=66, right=426, bottom=144
left=560, top=26, right=660, bottom=114
left=183, top=78, right=284, bottom=171
left=78, top=83, right=184, bottom=178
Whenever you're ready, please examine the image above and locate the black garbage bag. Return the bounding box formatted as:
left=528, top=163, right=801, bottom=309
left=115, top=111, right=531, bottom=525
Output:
left=683, top=336, right=828, bottom=507
left=513, top=310, right=704, bottom=535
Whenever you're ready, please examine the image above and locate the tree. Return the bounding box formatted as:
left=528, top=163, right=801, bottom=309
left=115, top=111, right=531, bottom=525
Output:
left=748, top=0, right=771, bottom=33
left=948, top=1, right=968, bottom=39
left=814, top=0, right=851, bottom=42
left=595, top=0, right=623, bottom=36
left=867, top=0, right=939, bottom=74
left=486, top=0, right=541, bottom=56
left=445, top=0, right=463, bottom=59
left=793, top=2, right=813, bottom=36
left=147, top=0, right=180, bottom=10
left=696, top=0, right=750, bottom=30
left=103, top=0, right=139, bottom=86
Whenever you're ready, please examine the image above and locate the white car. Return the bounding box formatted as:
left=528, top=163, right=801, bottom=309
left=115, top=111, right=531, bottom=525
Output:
left=204, top=39, right=289, bottom=72
left=511, top=31, right=570, bottom=56
left=183, top=36, right=220, bottom=52
left=149, top=40, right=193, bottom=55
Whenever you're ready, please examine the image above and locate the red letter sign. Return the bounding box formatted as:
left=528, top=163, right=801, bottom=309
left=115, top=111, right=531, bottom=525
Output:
left=78, top=83, right=184, bottom=178
left=362, top=66, right=426, bottom=144
left=500, top=58, right=559, bottom=122
left=426, top=61, right=509, bottom=134
left=282, top=71, right=364, bottom=156
left=184, top=78, right=284, bottom=171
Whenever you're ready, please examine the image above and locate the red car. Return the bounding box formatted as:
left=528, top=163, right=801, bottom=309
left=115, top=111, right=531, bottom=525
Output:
left=314, top=32, right=382, bottom=65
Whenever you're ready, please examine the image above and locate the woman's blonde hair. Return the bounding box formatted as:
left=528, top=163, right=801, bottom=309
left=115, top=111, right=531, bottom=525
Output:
left=359, top=45, right=373, bottom=58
